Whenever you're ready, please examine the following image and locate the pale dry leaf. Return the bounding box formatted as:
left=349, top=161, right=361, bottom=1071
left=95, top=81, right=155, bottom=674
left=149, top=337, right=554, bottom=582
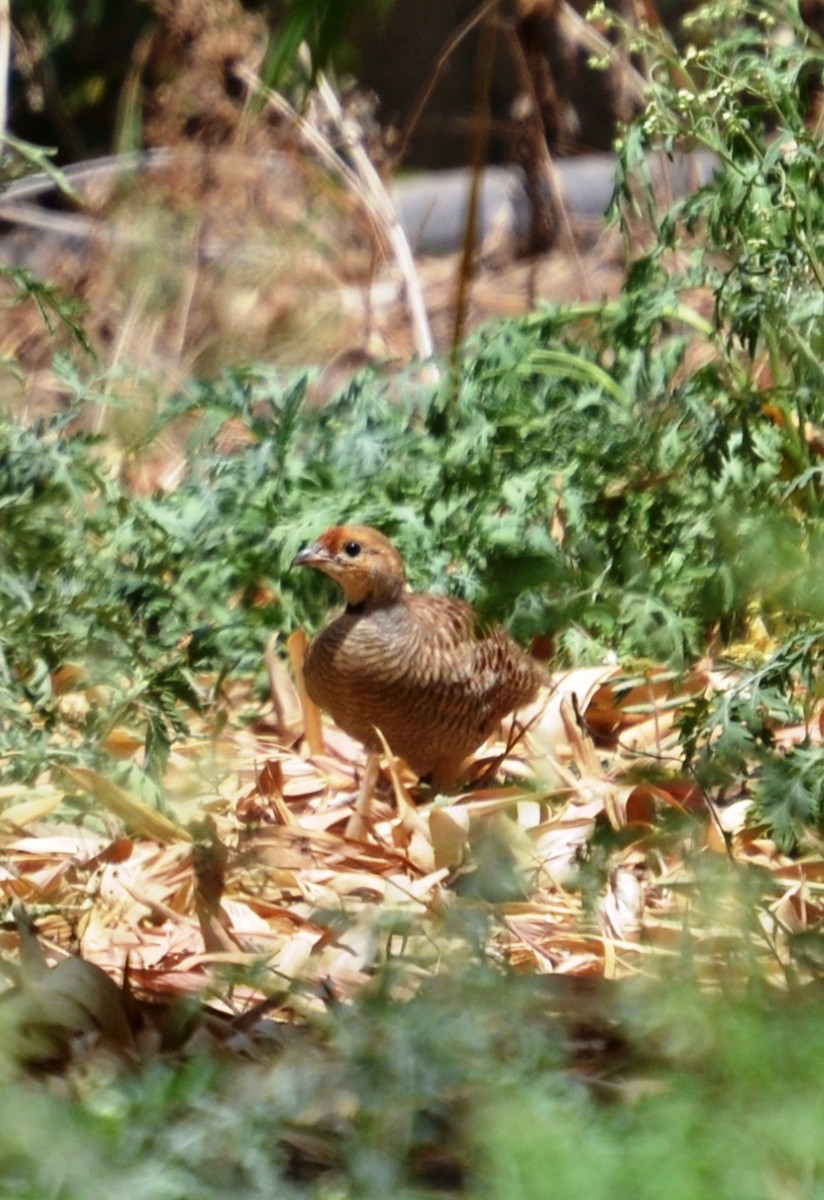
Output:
left=64, top=767, right=192, bottom=843
left=527, top=666, right=620, bottom=760
left=287, top=628, right=324, bottom=755
left=265, top=631, right=304, bottom=739
left=5, top=831, right=108, bottom=858
left=600, top=867, right=645, bottom=945
left=603, top=784, right=658, bottom=831
left=429, top=805, right=471, bottom=871
left=531, top=799, right=602, bottom=886
left=0, top=790, right=64, bottom=827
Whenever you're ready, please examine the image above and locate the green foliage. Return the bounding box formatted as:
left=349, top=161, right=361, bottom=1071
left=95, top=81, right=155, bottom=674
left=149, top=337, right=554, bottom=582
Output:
left=0, top=416, right=202, bottom=783
left=754, top=742, right=824, bottom=853
left=601, top=0, right=824, bottom=850
left=0, top=141, right=94, bottom=369
left=618, top=0, right=824, bottom=384
left=6, top=5, right=824, bottom=1195
left=678, top=632, right=824, bottom=851
left=3, top=962, right=824, bottom=1199
left=5, top=0, right=824, bottom=855
left=265, top=0, right=396, bottom=85
left=482, top=986, right=824, bottom=1200
left=1, top=266, right=93, bottom=357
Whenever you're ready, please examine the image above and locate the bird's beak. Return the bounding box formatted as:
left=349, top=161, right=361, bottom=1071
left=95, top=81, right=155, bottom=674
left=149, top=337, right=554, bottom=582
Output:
left=292, top=542, right=327, bottom=569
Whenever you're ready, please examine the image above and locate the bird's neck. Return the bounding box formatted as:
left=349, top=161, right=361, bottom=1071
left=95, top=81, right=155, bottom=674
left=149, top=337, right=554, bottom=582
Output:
left=341, top=577, right=405, bottom=612
left=344, top=590, right=406, bottom=618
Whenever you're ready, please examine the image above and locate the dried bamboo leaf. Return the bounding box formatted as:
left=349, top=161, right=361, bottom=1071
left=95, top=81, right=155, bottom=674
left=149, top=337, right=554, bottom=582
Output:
left=288, top=628, right=325, bottom=756
left=64, top=767, right=192, bottom=843
left=0, top=790, right=63, bottom=827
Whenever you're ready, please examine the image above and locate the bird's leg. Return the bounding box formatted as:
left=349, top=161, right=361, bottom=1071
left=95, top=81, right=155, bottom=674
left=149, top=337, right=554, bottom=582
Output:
left=345, top=751, right=380, bottom=840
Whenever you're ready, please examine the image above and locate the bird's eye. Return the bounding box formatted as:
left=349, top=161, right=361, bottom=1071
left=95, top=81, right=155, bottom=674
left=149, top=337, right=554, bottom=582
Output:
left=343, top=541, right=362, bottom=558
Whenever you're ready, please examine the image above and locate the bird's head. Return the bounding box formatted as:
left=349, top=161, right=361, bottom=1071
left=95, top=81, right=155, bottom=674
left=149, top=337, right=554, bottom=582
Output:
left=292, top=525, right=406, bottom=609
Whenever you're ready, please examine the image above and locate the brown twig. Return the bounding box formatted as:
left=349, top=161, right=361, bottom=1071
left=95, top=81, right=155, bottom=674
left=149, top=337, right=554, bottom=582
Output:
left=449, top=1, right=499, bottom=361
left=396, top=0, right=502, bottom=167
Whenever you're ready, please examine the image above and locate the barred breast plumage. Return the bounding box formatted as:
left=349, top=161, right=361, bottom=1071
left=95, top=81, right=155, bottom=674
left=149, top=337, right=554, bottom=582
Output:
left=292, top=524, right=543, bottom=784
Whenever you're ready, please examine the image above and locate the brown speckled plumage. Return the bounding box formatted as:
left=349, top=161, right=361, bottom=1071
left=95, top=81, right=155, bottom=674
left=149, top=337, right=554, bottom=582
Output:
left=292, top=525, right=543, bottom=783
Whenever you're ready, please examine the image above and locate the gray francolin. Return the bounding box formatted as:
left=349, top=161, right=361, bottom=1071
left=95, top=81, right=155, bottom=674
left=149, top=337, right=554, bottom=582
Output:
left=292, top=524, right=544, bottom=786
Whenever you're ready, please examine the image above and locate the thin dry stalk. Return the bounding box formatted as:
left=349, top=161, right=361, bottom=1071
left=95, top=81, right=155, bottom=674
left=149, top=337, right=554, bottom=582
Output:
left=0, top=0, right=8, bottom=143
left=450, top=3, right=499, bottom=358
left=237, top=64, right=362, bottom=193
left=237, top=62, right=438, bottom=373
left=312, top=66, right=438, bottom=373
left=396, top=0, right=501, bottom=165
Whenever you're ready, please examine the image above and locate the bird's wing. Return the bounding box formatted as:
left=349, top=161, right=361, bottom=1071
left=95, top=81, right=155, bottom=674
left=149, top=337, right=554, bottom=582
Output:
left=404, top=592, right=481, bottom=647
left=404, top=593, right=536, bottom=695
